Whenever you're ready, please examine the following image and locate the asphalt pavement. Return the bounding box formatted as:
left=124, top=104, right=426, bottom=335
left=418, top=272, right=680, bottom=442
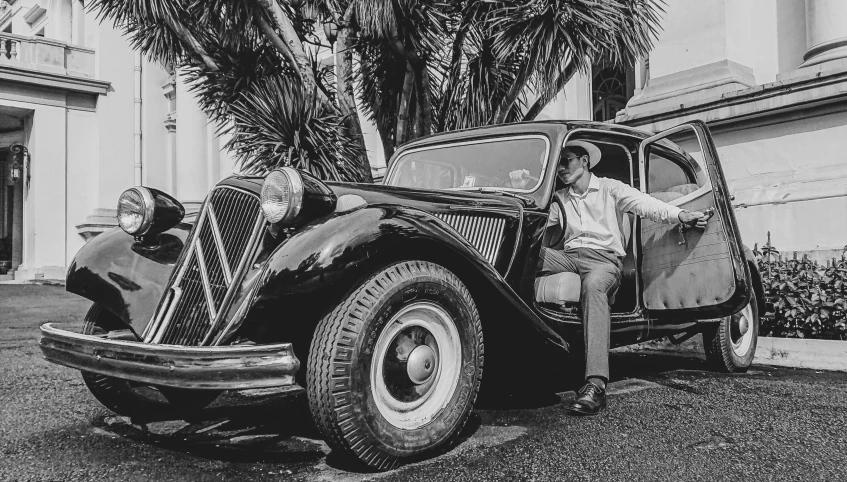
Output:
left=2, top=284, right=846, bottom=481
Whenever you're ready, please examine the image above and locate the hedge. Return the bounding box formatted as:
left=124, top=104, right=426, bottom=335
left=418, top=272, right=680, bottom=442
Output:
left=755, top=238, right=847, bottom=340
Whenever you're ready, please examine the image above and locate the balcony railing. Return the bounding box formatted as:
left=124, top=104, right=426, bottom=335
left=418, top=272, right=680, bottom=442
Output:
left=0, top=32, right=95, bottom=78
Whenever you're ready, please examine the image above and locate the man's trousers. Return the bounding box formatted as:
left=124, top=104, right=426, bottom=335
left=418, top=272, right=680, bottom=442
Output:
left=538, top=247, right=622, bottom=381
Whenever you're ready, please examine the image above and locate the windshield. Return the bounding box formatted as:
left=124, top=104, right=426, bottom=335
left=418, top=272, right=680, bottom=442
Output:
left=385, top=136, right=549, bottom=192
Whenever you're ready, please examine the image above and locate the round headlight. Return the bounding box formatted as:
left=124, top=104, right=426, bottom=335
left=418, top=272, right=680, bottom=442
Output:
left=261, top=167, right=304, bottom=224
left=117, top=187, right=154, bottom=235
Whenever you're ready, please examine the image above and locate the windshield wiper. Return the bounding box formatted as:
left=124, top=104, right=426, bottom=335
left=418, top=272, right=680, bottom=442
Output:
left=465, top=188, right=536, bottom=207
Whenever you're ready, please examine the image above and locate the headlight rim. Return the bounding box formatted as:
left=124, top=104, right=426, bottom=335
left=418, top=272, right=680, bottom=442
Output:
left=261, top=167, right=305, bottom=225
left=118, top=187, right=155, bottom=236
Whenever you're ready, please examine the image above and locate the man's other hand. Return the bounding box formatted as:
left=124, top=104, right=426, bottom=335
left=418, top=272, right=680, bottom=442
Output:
left=678, top=210, right=709, bottom=229
left=508, top=169, right=531, bottom=189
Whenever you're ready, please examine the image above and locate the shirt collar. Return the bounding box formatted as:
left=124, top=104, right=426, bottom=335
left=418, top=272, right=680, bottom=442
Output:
left=568, top=174, right=600, bottom=197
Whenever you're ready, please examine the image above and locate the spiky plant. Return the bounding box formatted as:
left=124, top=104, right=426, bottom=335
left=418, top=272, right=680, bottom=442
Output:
left=226, top=75, right=364, bottom=180
left=88, top=0, right=664, bottom=179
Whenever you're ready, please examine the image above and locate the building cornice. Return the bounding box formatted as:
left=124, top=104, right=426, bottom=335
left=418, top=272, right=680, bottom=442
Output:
left=0, top=64, right=111, bottom=95
left=616, top=61, right=847, bottom=132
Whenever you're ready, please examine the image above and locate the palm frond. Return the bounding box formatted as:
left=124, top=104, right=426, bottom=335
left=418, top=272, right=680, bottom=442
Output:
left=225, top=76, right=365, bottom=181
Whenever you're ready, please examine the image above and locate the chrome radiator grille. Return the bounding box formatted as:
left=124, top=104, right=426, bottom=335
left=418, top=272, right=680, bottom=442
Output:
left=435, top=213, right=506, bottom=264
left=144, top=187, right=264, bottom=346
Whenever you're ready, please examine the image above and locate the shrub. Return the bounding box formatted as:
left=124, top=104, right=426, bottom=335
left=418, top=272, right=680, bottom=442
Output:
left=755, top=240, right=847, bottom=340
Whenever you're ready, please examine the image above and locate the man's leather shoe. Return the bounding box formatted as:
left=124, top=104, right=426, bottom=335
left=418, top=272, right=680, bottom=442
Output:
left=568, top=381, right=606, bottom=416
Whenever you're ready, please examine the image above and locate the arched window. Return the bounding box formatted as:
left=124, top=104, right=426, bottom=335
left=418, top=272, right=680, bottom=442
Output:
left=592, top=66, right=628, bottom=122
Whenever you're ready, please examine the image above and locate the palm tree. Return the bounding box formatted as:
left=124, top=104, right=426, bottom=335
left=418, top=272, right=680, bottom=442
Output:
left=88, top=0, right=663, bottom=181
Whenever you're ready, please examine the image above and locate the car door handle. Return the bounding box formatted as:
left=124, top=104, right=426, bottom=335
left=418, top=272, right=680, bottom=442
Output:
left=677, top=208, right=715, bottom=244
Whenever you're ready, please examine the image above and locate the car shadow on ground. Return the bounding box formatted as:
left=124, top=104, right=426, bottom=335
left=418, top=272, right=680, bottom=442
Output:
left=90, top=352, right=716, bottom=472
left=475, top=351, right=716, bottom=410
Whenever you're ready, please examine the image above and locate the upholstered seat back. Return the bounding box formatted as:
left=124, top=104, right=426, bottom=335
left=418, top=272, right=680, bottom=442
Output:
left=535, top=271, right=581, bottom=304
left=534, top=212, right=633, bottom=305
left=649, top=183, right=699, bottom=203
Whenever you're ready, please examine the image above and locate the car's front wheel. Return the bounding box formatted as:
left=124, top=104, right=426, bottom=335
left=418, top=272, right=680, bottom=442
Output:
left=703, top=293, right=759, bottom=373
left=307, top=261, right=483, bottom=471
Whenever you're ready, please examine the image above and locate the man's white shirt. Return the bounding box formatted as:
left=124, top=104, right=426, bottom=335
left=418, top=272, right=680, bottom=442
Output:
left=548, top=174, right=684, bottom=257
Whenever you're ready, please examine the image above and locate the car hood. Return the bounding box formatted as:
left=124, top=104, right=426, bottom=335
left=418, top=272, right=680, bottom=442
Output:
left=217, top=176, right=526, bottom=216
left=326, top=182, right=527, bottom=213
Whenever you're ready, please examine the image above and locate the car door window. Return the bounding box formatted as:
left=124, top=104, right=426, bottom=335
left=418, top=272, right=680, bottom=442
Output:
left=646, top=149, right=701, bottom=203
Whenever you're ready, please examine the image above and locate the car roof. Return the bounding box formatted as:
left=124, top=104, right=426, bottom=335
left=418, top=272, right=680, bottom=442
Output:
left=397, top=121, right=653, bottom=153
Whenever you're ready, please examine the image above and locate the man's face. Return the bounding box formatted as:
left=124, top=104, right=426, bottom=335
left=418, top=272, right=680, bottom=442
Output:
left=558, top=149, right=588, bottom=185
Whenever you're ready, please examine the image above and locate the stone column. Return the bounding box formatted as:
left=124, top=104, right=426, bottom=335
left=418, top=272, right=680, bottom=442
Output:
left=616, top=0, right=758, bottom=121
left=799, top=0, right=847, bottom=68
left=72, top=0, right=85, bottom=45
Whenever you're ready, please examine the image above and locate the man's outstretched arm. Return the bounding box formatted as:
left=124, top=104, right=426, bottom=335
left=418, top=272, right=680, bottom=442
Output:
left=609, top=180, right=709, bottom=229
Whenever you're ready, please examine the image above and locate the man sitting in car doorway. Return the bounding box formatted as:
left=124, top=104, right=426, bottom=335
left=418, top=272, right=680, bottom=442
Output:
left=538, top=140, right=709, bottom=416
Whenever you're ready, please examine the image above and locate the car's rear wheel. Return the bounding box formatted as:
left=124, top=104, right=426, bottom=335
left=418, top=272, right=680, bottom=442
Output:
left=703, top=293, right=759, bottom=373
left=307, top=261, right=483, bottom=471
left=80, top=304, right=221, bottom=417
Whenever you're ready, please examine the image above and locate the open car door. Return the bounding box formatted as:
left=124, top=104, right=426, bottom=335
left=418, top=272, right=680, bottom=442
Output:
left=638, top=120, right=751, bottom=318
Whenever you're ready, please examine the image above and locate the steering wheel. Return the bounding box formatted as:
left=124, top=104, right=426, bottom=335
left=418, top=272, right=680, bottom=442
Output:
left=542, top=196, right=567, bottom=248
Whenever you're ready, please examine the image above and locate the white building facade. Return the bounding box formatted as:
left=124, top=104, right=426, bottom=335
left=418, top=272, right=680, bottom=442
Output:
left=1, top=0, right=844, bottom=281
left=544, top=0, right=847, bottom=261
left=0, top=0, right=389, bottom=282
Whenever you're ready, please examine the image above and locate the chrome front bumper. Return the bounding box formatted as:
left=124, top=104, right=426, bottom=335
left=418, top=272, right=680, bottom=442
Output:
left=39, top=323, right=300, bottom=390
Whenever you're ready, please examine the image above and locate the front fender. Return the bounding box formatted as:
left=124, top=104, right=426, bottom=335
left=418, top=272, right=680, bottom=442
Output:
left=65, top=226, right=189, bottom=336
left=239, top=206, right=565, bottom=350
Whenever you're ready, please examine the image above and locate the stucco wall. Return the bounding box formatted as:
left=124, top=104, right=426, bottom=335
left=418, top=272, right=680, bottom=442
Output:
left=141, top=60, right=171, bottom=194
left=672, top=111, right=847, bottom=255
left=93, top=22, right=134, bottom=208
left=27, top=103, right=66, bottom=271
left=66, top=108, right=97, bottom=264
left=174, top=71, right=209, bottom=205
left=714, top=112, right=847, bottom=253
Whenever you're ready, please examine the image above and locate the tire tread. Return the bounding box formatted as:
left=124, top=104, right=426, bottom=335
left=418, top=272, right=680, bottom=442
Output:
left=307, top=261, right=483, bottom=471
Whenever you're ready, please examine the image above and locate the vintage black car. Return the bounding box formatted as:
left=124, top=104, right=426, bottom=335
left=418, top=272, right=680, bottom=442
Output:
left=40, top=120, right=763, bottom=471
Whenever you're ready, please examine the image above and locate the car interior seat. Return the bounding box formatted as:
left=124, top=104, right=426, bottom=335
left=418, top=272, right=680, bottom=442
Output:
left=534, top=212, right=634, bottom=309
left=648, top=183, right=699, bottom=202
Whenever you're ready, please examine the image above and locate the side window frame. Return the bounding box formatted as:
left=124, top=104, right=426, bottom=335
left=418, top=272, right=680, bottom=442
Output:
left=640, top=139, right=713, bottom=207
left=644, top=145, right=697, bottom=195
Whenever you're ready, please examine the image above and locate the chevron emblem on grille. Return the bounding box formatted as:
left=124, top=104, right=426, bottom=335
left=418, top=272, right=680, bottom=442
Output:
left=142, top=186, right=265, bottom=346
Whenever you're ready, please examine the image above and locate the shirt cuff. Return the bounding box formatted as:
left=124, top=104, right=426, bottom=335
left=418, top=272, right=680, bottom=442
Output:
left=668, top=206, right=684, bottom=223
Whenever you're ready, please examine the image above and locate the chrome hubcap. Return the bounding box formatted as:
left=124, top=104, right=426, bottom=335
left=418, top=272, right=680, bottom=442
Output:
left=730, top=301, right=755, bottom=357
left=371, top=302, right=462, bottom=430
left=735, top=316, right=749, bottom=336
left=407, top=345, right=437, bottom=384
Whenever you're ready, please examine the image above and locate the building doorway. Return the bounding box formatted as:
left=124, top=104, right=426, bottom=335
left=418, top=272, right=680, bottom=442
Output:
left=0, top=146, right=23, bottom=278
left=0, top=107, right=28, bottom=279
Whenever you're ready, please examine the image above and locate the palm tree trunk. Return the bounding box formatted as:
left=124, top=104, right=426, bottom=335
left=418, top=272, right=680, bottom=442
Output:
left=256, top=0, right=326, bottom=104
left=376, top=120, right=395, bottom=162
left=253, top=14, right=302, bottom=83
left=395, top=61, right=416, bottom=147
left=522, top=61, right=578, bottom=121
left=416, top=61, right=433, bottom=137
left=437, top=23, right=468, bottom=132
left=492, top=59, right=534, bottom=124
left=162, top=16, right=219, bottom=71
left=336, top=18, right=373, bottom=182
